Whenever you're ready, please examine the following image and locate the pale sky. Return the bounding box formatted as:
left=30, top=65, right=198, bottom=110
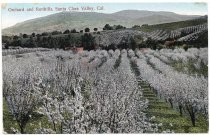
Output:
left=1, top=3, right=208, bottom=29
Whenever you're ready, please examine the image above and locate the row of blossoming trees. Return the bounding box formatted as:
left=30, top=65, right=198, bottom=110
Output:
left=130, top=48, right=208, bottom=126
left=3, top=49, right=156, bottom=133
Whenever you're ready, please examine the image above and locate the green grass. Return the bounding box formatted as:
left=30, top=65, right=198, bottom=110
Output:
left=148, top=104, right=171, bottom=110
left=146, top=97, right=159, bottom=101
left=142, top=91, right=154, bottom=95
left=153, top=114, right=208, bottom=133
left=3, top=100, right=19, bottom=133
left=143, top=93, right=156, bottom=97
left=152, top=116, right=192, bottom=132
left=188, top=127, right=207, bottom=133
left=147, top=108, right=180, bottom=118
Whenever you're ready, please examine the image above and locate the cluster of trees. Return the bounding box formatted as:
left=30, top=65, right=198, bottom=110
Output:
left=123, top=36, right=160, bottom=50
left=101, top=35, right=161, bottom=51
left=62, top=27, right=98, bottom=34
left=103, top=24, right=126, bottom=30
left=132, top=24, right=149, bottom=29
left=3, top=24, right=127, bottom=50
left=3, top=27, right=98, bottom=50
left=48, top=27, right=98, bottom=35
left=81, top=33, right=95, bottom=50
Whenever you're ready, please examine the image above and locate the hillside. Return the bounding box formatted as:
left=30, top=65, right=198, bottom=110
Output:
left=3, top=16, right=207, bottom=51
left=136, top=16, right=208, bottom=32
left=2, top=10, right=200, bottom=35
left=95, top=16, right=208, bottom=47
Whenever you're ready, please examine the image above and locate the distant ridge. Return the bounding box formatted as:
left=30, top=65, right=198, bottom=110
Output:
left=2, top=10, right=200, bottom=35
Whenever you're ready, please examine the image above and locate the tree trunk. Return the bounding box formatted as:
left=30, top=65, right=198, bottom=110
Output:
left=19, top=123, right=26, bottom=134
left=189, top=108, right=196, bottom=126
left=178, top=104, right=183, bottom=116
left=60, top=122, right=63, bottom=133
left=20, top=126, right=24, bottom=134
left=168, top=98, right=173, bottom=108
left=52, top=120, right=57, bottom=132
left=186, top=104, right=196, bottom=126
